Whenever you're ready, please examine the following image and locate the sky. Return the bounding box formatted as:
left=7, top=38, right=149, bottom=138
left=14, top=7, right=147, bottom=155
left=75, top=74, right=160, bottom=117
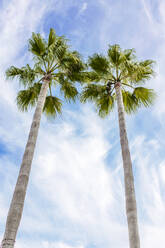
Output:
left=0, top=0, right=165, bottom=247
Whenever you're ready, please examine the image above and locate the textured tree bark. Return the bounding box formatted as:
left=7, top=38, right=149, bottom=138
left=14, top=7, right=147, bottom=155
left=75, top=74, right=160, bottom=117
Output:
left=115, top=82, right=140, bottom=248
left=2, top=80, right=49, bottom=248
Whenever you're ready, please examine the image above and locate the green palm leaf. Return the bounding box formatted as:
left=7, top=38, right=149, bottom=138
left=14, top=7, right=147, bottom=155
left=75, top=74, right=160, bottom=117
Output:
left=123, top=60, right=155, bottom=84
left=6, top=64, right=37, bottom=87
left=84, top=71, right=102, bottom=82
left=48, top=28, right=56, bottom=48
left=123, top=48, right=135, bottom=61
left=29, top=33, right=46, bottom=56
left=133, top=87, right=156, bottom=107
left=122, top=90, right=139, bottom=113
left=108, top=44, right=123, bottom=66
left=51, top=36, right=68, bottom=62
left=96, top=94, right=115, bottom=117
left=60, top=80, right=78, bottom=101
left=43, top=96, right=62, bottom=117
left=88, top=54, right=109, bottom=74
left=81, top=84, right=106, bottom=102
left=17, top=83, right=41, bottom=111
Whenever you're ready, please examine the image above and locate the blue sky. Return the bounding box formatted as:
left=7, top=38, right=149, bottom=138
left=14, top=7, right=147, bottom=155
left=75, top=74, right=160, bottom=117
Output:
left=0, top=0, right=165, bottom=247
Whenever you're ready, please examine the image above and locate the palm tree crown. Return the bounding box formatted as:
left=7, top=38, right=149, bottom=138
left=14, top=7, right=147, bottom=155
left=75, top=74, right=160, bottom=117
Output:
left=6, top=28, right=85, bottom=117
left=81, top=44, right=155, bottom=116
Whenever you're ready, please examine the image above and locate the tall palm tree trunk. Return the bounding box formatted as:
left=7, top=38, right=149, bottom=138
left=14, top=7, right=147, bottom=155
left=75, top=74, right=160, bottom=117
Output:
left=2, top=80, right=49, bottom=248
left=115, top=82, right=140, bottom=248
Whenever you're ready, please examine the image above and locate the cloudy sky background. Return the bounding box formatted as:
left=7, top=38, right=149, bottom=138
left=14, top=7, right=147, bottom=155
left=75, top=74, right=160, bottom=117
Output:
left=0, top=0, right=165, bottom=247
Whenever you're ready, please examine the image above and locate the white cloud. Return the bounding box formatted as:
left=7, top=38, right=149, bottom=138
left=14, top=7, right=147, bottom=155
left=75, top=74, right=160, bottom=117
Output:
left=30, top=108, right=126, bottom=246
left=15, top=240, right=84, bottom=248
left=129, top=135, right=165, bottom=247
left=42, top=241, right=84, bottom=248
left=79, top=2, right=88, bottom=14
left=0, top=0, right=46, bottom=66
left=140, top=0, right=154, bottom=24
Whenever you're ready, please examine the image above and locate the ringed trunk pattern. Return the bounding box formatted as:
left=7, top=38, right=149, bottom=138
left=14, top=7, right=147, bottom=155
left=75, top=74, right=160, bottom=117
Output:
left=115, top=82, right=140, bottom=248
left=2, top=80, right=49, bottom=248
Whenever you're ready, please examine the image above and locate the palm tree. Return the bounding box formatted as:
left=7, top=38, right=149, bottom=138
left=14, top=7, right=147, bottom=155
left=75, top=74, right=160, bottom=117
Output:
left=2, top=28, right=85, bottom=248
left=81, top=45, right=155, bottom=248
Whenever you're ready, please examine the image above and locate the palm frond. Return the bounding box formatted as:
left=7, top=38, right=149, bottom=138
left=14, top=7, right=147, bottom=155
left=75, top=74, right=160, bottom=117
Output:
left=28, top=32, right=47, bottom=56
left=43, top=96, right=62, bottom=117
left=122, top=90, right=139, bottom=114
left=63, top=51, right=84, bottom=70
left=108, top=44, right=123, bottom=66
left=64, top=71, right=89, bottom=83
left=88, top=54, right=109, bottom=74
left=59, top=51, right=86, bottom=81
left=6, top=65, right=37, bottom=87
left=16, top=83, right=42, bottom=111
left=96, top=94, right=115, bottom=118
left=33, top=64, right=45, bottom=75
left=51, top=36, right=68, bottom=62
left=70, top=71, right=103, bottom=83
left=84, top=71, right=103, bottom=82
left=81, top=84, right=106, bottom=103
left=139, top=59, right=155, bottom=67
left=48, top=28, right=56, bottom=48
left=60, top=80, right=78, bottom=101
left=133, top=87, right=156, bottom=107
left=123, top=48, right=135, bottom=61
left=6, top=66, right=23, bottom=79
left=121, top=59, right=155, bottom=84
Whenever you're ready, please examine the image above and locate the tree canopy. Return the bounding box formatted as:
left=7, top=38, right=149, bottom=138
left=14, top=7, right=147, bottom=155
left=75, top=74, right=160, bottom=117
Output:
left=81, top=44, right=156, bottom=117
left=6, top=28, right=86, bottom=118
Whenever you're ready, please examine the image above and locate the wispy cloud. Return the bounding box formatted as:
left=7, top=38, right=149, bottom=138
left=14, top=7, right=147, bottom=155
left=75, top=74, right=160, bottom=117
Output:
left=79, top=2, right=88, bottom=15
left=140, top=0, right=153, bottom=23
